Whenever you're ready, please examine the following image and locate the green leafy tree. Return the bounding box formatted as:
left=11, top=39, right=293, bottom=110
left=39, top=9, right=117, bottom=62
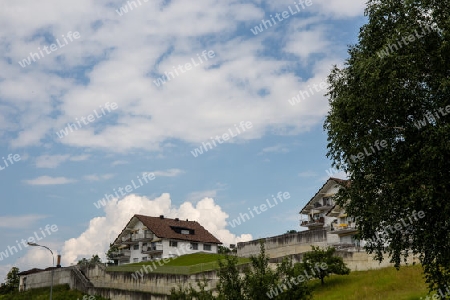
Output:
left=301, top=246, right=349, bottom=285
left=77, top=254, right=102, bottom=267
left=216, top=254, right=244, bottom=300
left=241, top=242, right=278, bottom=299
left=324, top=0, right=450, bottom=293
left=217, top=246, right=231, bottom=255
left=170, top=242, right=312, bottom=299
left=105, top=243, right=119, bottom=263
left=273, top=257, right=313, bottom=300
left=0, top=267, right=20, bottom=294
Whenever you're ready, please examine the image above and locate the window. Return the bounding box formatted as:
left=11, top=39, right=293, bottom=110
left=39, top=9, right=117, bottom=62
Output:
left=170, top=226, right=195, bottom=235
left=133, top=258, right=138, bottom=262
left=142, top=257, right=147, bottom=261
left=169, top=241, right=178, bottom=247
left=203, top=244, right=211, bottom=251
left=133, top=244, right=139, bottom=250
left=190, top=243, right=198, bottom=250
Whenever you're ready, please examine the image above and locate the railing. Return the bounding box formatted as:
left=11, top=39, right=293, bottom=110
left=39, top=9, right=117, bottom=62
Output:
left=142, top=244, right=163, bottom=253
left=300, top=217, right=325, bottom=226
left=132, top=233, right=153, bottom=240
left=112, top=249, right=131, bottom=257
left=331, top=223, right=357, bottom=232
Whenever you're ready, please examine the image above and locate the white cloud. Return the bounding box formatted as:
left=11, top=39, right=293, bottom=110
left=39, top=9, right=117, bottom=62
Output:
left=84, top=173, right=115, bottom=181
left=60, top=193, right=252, bottom=265
left=23, top=176, right=76, bottom=185
left=0, top=0, right=361, bottom=153
left=259, top=144, right=289, bottom=155
left=35, top=154, right=90, bottom=168
left=111, top=160, right=128, bottom=166
left=0, top=214, right=48, bottom=229
left=70, top=155, right=90, bottom=161
left=35, top=155, right=70, bottom=168
left=151, top=169, right=184, bottom=177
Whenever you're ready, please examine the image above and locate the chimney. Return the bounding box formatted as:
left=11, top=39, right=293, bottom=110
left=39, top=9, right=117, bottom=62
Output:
left=159, top=215, right=164, bottom=219
left=175, top=218, right=179, bottom=221
left=57, top=255, right=61, bottom=268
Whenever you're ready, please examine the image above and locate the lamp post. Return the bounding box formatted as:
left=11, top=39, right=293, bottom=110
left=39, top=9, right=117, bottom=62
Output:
left=27, top=242, right=54, bottom=300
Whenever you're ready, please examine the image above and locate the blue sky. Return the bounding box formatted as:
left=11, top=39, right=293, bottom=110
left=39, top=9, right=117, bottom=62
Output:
left=0, top=0, right=365, bottom=280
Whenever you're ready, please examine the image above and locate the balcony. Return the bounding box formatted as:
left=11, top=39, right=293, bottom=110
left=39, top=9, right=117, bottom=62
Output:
left=142, top=243, right=163, bottom=254
left=330, top=223, right=358, bottom=235
left=111, top=249, right=131, bottom=261
left=121, top=232, right=154, bottom=244
left=313, top=202, right=334, bottom=211
left=300, top=217, right=325, bottom=228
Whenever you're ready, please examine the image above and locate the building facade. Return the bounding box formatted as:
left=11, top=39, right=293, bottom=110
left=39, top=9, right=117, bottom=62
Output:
left=112, top=214, right=221, bottom=265
left=299, top=177, right=359, bottom=249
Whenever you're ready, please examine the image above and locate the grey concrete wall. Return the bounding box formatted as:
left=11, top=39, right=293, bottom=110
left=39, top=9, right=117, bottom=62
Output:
left=85, top=265, right=219, bottom=295
left=21, top=267, right=72, bottom=291
left=237, top=230, right=328, bottom=258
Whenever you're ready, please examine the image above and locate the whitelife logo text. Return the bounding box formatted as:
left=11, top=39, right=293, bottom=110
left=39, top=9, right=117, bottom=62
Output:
left=93, top=172, right=155, bottom=209
left=18, top=31, right=81, bottom=68
left=56, top=102, right=118, bottom=139
left=191, top=121, right=253, bottom=158
left=228, top=192, right=291, bottom=228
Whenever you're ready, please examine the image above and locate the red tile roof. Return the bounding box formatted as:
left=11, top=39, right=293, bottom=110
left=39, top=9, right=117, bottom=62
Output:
left=115, top=215, right=221, bottom=244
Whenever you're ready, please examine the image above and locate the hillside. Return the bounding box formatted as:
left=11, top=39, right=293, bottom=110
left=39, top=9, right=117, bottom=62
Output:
left=311, top=265, right=430, bottom=300
left=106, top=253, right=250, bottom=274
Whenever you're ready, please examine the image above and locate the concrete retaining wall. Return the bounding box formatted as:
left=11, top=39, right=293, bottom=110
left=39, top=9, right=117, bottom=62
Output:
left=237, top=230, right=329, bottom=258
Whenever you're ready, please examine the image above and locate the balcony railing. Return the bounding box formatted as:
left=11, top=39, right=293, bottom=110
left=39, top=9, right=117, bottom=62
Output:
left=142, top=243, right=163, bottom=254
left=121, top=233, right=154, bottom=244
left=300, top=217, right=325, bottom=227
left=132, top=233, right=153, bottom=241
left=330, top=223, right=358, bottom=234
left=111, top=249, right=131, bottom=259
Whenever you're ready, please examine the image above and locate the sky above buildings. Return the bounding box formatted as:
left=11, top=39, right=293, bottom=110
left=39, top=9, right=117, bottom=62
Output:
left=0, top=0, right=364, bottom=280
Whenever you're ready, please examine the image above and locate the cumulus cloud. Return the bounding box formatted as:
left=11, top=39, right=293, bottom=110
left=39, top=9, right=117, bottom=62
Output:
left=60, top=193, right=252, bottom=265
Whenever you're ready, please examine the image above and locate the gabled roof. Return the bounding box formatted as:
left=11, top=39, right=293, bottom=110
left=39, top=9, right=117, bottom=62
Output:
left=299, top=177, right=350, bottom=214
left=114, top=215, right=222, bottom=245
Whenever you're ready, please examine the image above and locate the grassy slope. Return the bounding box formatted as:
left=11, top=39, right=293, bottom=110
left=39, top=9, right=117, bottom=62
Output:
left=311, top=265, right=430, bottom=300
left=0, top=284, right=110, bottom=300
left=106, top=253, right=250, bottom=274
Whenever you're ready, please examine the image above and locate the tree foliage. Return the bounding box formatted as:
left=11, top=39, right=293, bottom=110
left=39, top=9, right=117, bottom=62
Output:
left=301, top=246, right=350, bottom=285
left=324, top=0, right=450, bottom=293
left=105, top=243, right=119, bottom=263
left=170, top=242, right=312, bottom=300
left=77, top=254, right=102, bottom=267
left=0, top=267, right=20, bottom=294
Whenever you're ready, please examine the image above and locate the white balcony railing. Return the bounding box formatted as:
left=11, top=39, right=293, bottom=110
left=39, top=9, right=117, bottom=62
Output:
left=142, top=243, right=163, bottom=252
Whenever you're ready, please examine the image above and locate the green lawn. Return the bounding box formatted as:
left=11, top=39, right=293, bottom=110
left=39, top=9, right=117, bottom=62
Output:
left=311, top=265, right=431, bottom=300
left=106, top=253, right=250, bottom=275
left=0, top=284, right=109, bottom=300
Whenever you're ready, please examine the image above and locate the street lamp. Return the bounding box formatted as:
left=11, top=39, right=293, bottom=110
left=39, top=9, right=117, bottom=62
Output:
left=27, top=242, right=54, bottom=300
